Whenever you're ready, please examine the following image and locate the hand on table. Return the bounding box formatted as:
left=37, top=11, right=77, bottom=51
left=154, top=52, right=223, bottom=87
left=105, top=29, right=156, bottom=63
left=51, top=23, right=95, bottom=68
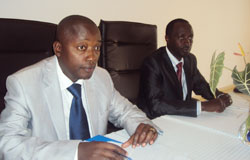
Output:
left=78, top=141, right=127, bottom=160
left=201, top=93, right=233, bottom=113
left=216, top=93, right=233, bottom=107
left=122, top=123, right=158, bottom=148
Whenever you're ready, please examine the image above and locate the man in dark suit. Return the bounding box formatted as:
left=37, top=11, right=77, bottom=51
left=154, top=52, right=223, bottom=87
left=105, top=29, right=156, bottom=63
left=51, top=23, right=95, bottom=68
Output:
left=138, top=18, right=232, bottom=119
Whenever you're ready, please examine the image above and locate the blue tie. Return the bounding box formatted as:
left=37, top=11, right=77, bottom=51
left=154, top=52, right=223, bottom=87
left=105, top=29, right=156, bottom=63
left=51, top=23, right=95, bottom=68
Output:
left=67, top=83, right=90, bottom=140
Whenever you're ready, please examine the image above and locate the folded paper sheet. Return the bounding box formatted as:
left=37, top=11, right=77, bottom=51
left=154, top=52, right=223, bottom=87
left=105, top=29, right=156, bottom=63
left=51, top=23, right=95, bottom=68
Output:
left=106, top=109, right=250, bottom=160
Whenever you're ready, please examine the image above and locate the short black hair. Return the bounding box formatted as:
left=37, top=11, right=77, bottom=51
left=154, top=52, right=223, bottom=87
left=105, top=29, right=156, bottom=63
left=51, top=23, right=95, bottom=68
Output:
left=165, top=18, right=190, bottom=36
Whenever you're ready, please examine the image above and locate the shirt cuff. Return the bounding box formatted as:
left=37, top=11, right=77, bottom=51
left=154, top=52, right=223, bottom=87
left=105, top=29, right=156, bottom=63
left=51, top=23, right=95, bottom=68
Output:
left=197, top=101, right=201, bottom=116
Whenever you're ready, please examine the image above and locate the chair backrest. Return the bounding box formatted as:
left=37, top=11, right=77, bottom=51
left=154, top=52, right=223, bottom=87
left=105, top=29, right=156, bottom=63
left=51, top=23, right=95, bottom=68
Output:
left=99, top=20, right=157, bottom=104
left=0, top=18, right=57, bottom=114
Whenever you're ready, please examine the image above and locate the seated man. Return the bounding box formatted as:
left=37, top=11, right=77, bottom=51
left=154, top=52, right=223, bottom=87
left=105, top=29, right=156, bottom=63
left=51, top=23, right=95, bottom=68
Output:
left=138, top=18, right=232, bottom=119
left=0, top=15, right=160, bottom=160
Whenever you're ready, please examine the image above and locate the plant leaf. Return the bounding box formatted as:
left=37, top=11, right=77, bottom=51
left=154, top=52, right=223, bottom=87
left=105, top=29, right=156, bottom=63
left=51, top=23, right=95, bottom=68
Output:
left=209, top=51, right=225, bottom=97
left=232, top=63, right=250, bottom=96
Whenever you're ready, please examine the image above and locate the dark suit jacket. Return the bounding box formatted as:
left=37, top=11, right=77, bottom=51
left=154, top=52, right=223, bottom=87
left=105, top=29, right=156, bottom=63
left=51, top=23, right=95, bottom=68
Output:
left=137, top=47, right=215, bottom=119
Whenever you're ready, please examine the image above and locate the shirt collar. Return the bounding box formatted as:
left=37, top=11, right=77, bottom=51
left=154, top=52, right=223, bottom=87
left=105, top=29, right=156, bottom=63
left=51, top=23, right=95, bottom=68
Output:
left=165, top=46, right=184, bottom=67
left=56, top=57, right=83, bottom=90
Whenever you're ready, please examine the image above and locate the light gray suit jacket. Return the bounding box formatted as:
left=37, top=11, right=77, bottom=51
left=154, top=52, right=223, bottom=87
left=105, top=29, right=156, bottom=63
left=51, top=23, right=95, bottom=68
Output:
left=0, top=56, right=153, bottom=160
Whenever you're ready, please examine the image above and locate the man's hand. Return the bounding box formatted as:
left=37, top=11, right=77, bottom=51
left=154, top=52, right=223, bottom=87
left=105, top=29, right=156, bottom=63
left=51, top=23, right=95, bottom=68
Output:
left=78, top=141, right=127, bottom=160
left=122, top=123, right=158, bottom=148
left=201, top=93, right=233, bottom=113
left=216, top=93, right=233, bottom=107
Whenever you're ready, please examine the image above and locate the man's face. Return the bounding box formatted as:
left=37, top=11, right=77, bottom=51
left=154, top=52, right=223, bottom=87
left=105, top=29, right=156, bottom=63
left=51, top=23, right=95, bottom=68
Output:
left=166, top=22, right=193, bottom=60
left=54, top=23, right=101, bottom=82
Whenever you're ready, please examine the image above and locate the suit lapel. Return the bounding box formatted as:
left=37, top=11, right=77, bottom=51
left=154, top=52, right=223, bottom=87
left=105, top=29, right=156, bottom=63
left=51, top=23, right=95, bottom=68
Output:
left=82, top=68, right=109, bottom=137
left=82, top=79, right=98, bottom=137
left=42, top=56, right=67, bottom=140
left=183, top=56, right=192, bottom=97
left=161, top=49, right=183, bottom=97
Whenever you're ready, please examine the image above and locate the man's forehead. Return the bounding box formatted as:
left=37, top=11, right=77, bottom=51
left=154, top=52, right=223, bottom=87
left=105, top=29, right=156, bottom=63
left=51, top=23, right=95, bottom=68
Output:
left=172, top=23, right=192, bottom=34
left=63, top=22, right=99, bottom=36
left=174, top=22, right=191, bottom=29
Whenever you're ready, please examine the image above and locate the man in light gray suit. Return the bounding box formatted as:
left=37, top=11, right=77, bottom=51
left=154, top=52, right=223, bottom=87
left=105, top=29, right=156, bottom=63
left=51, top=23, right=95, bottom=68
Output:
left=0, top=15, right=159, bottom=160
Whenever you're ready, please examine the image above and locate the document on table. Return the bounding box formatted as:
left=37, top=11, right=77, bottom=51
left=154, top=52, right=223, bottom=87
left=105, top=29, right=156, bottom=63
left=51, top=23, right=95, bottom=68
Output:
left=125, top=143, right=192, bottom=160
left=106, top=130, right=192, bottom=160
left=231, top=92, right=250, bottom=108
left=162, top=93, right=250, bottom=137
left=163, top=106, right=248, bottom=137
left=106, top=115, right=250, bottom=160
left=151, top=116, right=250, bottom=160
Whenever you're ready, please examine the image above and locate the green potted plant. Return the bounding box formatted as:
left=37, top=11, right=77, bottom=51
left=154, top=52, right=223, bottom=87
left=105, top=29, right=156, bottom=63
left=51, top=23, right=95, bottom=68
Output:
left=209, top=43, right=250, bottom=145
left=231, top=43, right=250, bottom=145
left=231, top=43, right=250, bottom=95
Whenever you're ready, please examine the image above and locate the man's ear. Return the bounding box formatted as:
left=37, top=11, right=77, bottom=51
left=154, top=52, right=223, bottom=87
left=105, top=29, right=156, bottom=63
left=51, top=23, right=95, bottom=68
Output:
left=165, top=35, right=169, bottom=43
left=53, top=41, right=62, bottom=57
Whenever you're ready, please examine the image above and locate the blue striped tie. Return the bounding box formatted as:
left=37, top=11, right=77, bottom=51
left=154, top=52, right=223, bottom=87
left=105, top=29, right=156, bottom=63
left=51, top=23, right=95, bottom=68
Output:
left=67, top=83, right=90, bottom=140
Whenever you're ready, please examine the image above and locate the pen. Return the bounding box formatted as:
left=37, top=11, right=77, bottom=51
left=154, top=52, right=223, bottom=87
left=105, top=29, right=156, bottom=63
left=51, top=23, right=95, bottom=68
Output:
left=157, top=129, right=164, bottom=135
left=114, top=151, right=132, bottom=160
left=155, top=126, right=164, bottom=135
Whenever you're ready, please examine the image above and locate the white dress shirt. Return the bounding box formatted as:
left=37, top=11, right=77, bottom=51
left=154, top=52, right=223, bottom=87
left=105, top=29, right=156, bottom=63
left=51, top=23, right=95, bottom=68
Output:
left=56, top=58, right=90, bottom=160
left=166, top=47, right=201, bottom=115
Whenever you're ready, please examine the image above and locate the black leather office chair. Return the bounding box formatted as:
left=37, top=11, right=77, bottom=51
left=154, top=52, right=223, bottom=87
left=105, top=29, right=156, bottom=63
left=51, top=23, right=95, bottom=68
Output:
left=0, top=18, right=57, bottom=114
left=98, top=20, right=157, bottom=132
left=99, top=20, right=157, bottom=104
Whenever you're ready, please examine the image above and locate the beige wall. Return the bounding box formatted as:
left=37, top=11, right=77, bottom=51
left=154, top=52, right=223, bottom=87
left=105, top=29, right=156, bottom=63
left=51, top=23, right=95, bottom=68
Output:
left=1, top=0, right=250, bottom=88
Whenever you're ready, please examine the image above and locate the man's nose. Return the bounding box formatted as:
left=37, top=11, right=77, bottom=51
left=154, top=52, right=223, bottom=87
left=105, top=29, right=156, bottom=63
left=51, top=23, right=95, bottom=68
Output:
left=184, top=38, right=192, bottom=46
left=86, top=49, right=98, bottom=62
